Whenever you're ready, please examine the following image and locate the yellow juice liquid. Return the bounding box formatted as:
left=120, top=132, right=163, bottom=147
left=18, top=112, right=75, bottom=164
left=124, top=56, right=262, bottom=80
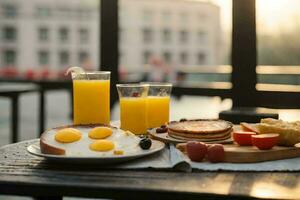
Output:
left=73, top=80, right=110, bottom=125
left=146, top=96, right=170, bottom=128
left=120, top=97, right=147, bottom=134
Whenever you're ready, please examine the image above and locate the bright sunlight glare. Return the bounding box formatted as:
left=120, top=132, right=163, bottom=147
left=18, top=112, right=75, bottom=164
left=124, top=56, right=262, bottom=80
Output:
left=195, top=0, right=300, bottom=34
left=256, top=0, right=300, bottom=33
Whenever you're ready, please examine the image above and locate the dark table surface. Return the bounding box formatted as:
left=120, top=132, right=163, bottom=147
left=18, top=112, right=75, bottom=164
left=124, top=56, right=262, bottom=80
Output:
left=1, top=140, right=300, bottom=200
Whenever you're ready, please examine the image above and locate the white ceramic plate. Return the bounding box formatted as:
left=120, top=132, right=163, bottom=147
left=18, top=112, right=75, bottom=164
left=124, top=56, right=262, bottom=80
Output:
left=27, top=139, right=165, bottom=164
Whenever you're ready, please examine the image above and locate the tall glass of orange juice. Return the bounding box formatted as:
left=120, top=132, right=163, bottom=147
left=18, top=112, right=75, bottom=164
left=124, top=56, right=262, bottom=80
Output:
left=143, top=82, right=172, bottom=129
left=117, top=84, right=149, bottom=134
left=72, top=71, right=110, bottom=125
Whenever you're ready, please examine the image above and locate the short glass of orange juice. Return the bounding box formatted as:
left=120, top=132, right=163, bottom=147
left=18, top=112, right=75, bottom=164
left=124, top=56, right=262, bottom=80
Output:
left=117, top=84, right=149, bottom=135
left=143, top=82, right=172, bottom=129
left=72, top=71, right=110, bottom=125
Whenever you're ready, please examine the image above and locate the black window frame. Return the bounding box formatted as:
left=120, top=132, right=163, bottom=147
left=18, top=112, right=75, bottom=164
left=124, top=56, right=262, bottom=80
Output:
left=100, top=0, right=300, bottom=109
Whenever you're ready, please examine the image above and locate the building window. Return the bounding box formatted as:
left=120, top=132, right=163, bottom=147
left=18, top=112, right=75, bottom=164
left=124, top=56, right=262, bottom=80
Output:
left=142, top=28, right=153, bottom=43
left=59, top=27, right=69, bottom=42
left=79, top=51, right=88, bottom=63
left=36, top=7, right=51, bottom=17
left=180, top=12, right=188, bottom=23
left=143, top=9, right=153, bottom=22
left=197, top=52, right=206, bottom=65
left=162, top=29, right=171, bottom=43
left=59, top=51, right=69, bottom=65
left=78, top=8, right=90, bottom=19
left=2, top=4, right=17, bottom=18
left=198, top=31, right=206, bottom=43
left=162, top=10, right=171, bottom=22
left=3, top=50, right=16, bottom=65
left=38, top=27, right=49, bottom=41
left=38, top=51, right=49, bottom=65
left=79, top=28, right=89, bottom=43
left=180, top=52, right=188, bottom=64
left=179, top=30, right=188, bottom=43
left=2, top=26, right=17, bottom=41
left=143, top=51, right=152, bottom=64
left=163, top=51, right=172, bottom=63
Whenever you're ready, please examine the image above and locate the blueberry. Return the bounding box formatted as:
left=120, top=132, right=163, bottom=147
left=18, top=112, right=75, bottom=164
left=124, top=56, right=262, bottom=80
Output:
left=156, top=127, right=167, bottom=133
left=139, top=138, right=152, bottom=150
left=160, top=124, right=167, bottom=128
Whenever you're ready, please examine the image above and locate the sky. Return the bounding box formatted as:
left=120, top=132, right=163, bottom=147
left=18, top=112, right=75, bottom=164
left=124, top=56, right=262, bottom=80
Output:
left=196, top=0, right=300, bottom=34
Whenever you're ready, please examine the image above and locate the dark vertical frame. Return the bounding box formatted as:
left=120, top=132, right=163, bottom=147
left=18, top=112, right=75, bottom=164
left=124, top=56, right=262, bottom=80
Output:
left=99, top=0, right=259, bottom=108
left=231, top=0, right=257, bottom=107
left=100, top=0, right=119, bottom=107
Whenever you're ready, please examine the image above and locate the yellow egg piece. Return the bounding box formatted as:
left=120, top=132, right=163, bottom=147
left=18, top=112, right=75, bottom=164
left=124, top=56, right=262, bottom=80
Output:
left=89, top=140, right=115, bottom=152
left=88, top=127, right=113, bottom=139
left=55, top=128, right=82, bottom=143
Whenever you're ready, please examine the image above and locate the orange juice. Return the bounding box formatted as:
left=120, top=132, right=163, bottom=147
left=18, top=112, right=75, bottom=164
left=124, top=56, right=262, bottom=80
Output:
left=119, top=97, right=147, bottom=134
left=146, top=96, right=170, bottom=128
left=73, top=80, right=110, bottom=125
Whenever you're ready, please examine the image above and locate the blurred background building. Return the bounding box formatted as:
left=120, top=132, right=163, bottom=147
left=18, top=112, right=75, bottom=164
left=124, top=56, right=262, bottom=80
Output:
left=119, top=0, right=221, bottom=81
left=0, top=0, right=221, bottom=81
left=0, top=0, right=300, bottom=150
left=0, top=0, right=99, bottom=71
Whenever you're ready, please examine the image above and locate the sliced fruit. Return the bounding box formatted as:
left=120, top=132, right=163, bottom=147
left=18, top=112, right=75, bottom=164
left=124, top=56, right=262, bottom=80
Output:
left=65, top=66, right=86, bottom=79
left=240, top=122, right=259, bottom=133
left=186, top=141, right=207, bottom=162
left=251, top=134, right=279, bottom=150
left=207, top=144, right=225, bottom=163
left=65, top=66, right=85, bottom=76
left=233, top=131, right=256, bottom=146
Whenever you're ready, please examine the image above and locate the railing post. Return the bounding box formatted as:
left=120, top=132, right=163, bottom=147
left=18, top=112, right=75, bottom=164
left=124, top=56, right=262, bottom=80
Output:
left=231, top=0, right=257, bottom=107
left=100, top=0, right=119, bottom=108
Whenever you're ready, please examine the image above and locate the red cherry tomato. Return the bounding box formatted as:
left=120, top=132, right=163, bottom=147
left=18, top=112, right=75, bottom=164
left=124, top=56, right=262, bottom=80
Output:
left=233, top=131, right=256, bottom=146
left=251, top=134, right=279, bottom=150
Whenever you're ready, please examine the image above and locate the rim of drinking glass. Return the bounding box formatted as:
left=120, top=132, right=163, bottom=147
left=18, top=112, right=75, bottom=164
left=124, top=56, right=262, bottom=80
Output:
left=140, top=82, right=172, bottom=87
left=77, top=71, right=111, bottom=75
left=116, top=83, right=149, bottom=88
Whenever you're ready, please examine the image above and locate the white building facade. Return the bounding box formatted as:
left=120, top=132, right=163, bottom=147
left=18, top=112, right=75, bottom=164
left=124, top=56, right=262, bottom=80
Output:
left=0, top=0, right=99, bottom=71
left=119, top=0, right=221, bottom=72
left=0, top=0, right=221, bottom=73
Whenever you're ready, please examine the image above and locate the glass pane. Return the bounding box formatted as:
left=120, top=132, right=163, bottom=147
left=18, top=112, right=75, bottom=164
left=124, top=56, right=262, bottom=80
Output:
left=119, top=0, right=232, bottom=85
left=257, top=0, right=300, bottom=87
left=0, top=0, right=100, bottom=146
left=117, top=0, right=232, bottom=120
left=0, top=0, right=99, bottom=77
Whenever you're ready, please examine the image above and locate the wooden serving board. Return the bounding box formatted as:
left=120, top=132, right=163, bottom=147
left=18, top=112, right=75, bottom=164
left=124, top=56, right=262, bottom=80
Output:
left=177, top=143, right=300, bottom=163
left=148, top=128, right=233, bottom=144
left=223, top=143, right=300, bottom=163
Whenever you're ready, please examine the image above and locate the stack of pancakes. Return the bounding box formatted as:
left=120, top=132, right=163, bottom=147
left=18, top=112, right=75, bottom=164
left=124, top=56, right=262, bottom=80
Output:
left=168, top=119, right=233, bottom=142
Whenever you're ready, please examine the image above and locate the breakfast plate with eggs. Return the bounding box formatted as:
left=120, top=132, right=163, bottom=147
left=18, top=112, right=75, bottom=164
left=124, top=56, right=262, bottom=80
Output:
left=27, top=124, right=165, bottom=164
